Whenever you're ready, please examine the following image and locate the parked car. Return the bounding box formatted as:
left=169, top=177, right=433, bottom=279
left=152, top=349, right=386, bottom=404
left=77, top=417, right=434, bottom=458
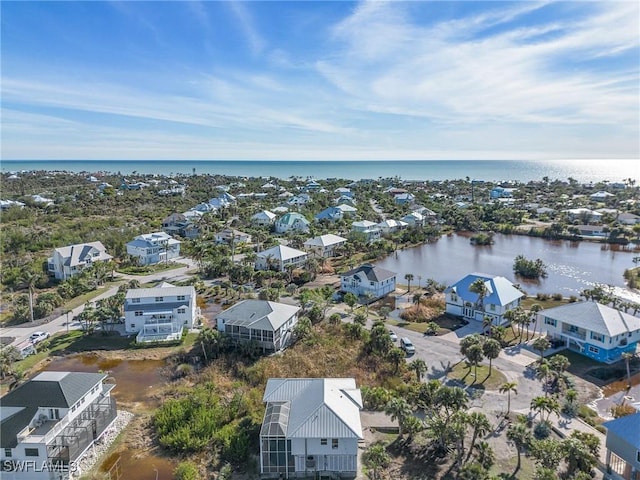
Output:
left=29, top=331, right=50, bottom=344
left=400, top=337, right=415, bottom=355
left=388, top=330, right=398, bottom=342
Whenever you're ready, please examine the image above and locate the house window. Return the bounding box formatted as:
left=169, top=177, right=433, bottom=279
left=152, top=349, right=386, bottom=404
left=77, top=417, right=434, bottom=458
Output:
left=590, top=332, right=604, bottom=342
left=135, top=311, right=143, bottom=317
left=544, top=318, right=556, bottom=327
left=177, top=308, right=186, bottom=314
left=451, top=293, right=458, bottom=302
left=332, top=439, right=339, bottom=449
left=25, top=448, right=39, bottom=457
left=320, top=439, right=327, bottom=445
left=155, top=297, right=164, bottom=302
left=132, top=298, right=140, bottom=303
left=489, top=304, right=495, bottom=311
left=177, top=295, right=186, bottom=301
left=588, top=346, right=599, bottom=354
left=4, top=448, right=11, bottom=457
left=130, top=324, right=136, bottom=329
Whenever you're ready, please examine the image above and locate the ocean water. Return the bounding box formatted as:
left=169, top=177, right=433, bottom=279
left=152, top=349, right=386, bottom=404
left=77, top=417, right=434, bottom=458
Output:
left=1, top=159, right=638, bottom=183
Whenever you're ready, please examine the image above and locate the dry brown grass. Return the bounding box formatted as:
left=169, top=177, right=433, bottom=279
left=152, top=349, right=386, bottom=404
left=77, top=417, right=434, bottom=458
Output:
left=400, top=295, right=445, bottom=323
left=240, top=324, right=402, bottom=389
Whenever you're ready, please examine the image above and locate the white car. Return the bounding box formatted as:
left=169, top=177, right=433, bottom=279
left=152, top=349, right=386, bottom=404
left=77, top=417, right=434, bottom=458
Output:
left=29, top=331, right=50, bottom=344
left=388, top=330, right=398, bottom=342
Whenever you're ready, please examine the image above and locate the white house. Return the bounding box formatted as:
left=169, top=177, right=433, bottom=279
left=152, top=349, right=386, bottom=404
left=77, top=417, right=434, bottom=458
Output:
left=303, top=234, right=347, bottom=258
left=538, top=301, right=640, bottom=363
left=340, top=264, right=397, bottom=300
left=124, top=283, right=198, bottom=343
left=251, top=210, right=277, bottom=227
left=444, top=273, right=525, bottom=326
left=0, top=371, right=117, bottom=479
left=351, top=220, right=381, bottom=243
left=590, top=191, right=615, bottom=202
left=563, top=208, right=603, bottom=224
left=259, top=378, right=363, bottom=478
left=47, top=242, right=113, bottom=281
left=256, top=245, right=308, bottom=272
left=376, top=219, right=408, bottom=235
left=275, top=213, right=310, bottom=234
left=216, top=300, right=300, bottom=353
left=126, top=232, right=181, bottom=265
left=401, top=211, right=424, bottom=227
left=602, top=413, right=640, bottom=480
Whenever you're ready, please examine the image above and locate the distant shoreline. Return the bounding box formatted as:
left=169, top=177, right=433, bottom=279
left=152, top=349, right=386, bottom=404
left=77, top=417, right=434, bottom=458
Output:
left=2, top=159, right=637, bottom=184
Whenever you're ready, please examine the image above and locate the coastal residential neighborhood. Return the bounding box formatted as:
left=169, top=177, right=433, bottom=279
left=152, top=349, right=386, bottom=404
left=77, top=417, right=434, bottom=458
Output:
left=1, top=169, right=640, bottom=480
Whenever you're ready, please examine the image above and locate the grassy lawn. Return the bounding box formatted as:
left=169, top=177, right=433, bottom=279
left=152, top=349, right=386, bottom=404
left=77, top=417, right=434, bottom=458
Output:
left=116, top=262, right=185, bottom=276
left=387, top=314, right=466, bottom=335
left=63, top=282, right=123, bottom=310
left=448, top=361, right=507, bottom=390
left=521, top=296, right=571, bottom=310
left=490, top=452, right=537, bottom=479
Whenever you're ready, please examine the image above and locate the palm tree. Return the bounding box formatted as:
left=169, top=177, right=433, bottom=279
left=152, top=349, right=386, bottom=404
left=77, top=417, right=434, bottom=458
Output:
left=532, top=336, right=551, bottom=364
left=469, top=278, right=488, bottom=313
left=473, top=441, right=495, bottom=470
left=506, top=422, right=532, bottom=474
left=361, top=443, right=390, bottom=480
left=529, top=303, right=543, bottom=337
left=466, top=412, right=492, bottom=462
left=404, top=273, right=414, bottom=293
left=409, top=358, right=428, bottom=382
left=384, top=397, right=412, bottom=436
left=482, top=338, right=501, bottom=375
left=622, top=351, right=635, bottom=389
left=499, top=381, right=518, bottom=417
left=19, top=270, right=43, bottom=323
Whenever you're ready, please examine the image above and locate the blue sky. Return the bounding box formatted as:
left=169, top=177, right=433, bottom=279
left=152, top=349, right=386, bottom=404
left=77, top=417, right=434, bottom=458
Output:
left=1, top=1, right=638, bottom=160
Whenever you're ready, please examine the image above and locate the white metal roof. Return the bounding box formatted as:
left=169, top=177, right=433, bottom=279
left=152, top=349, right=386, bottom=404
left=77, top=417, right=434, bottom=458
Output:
left=257, top=245, right=307, bottom=262
left=262, top=378, right=363, bottom=439
left=304, top=234, right=347, bottom=248
left=540, top=301, right=640, bottom=337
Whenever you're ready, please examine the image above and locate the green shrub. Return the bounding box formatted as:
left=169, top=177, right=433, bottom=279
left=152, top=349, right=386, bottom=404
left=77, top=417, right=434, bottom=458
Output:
left=174, top=461, right=200, bottom=480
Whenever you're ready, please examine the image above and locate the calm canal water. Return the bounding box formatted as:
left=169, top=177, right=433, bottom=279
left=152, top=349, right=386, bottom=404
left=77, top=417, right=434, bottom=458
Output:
left=375, top=233, right=640, bottom=301
left=42, top=354, right=175, bottom=479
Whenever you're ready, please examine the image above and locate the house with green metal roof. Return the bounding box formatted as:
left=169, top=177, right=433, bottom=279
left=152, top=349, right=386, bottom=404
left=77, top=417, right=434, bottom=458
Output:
left=275, top=212, right=310, bottom=234
left=1, top=371, right=117, bottom=477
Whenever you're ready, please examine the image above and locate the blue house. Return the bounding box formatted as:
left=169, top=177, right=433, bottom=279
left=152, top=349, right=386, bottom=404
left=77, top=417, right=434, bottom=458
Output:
left=539, top=301, right=640, bottom=363
left=444, top=273, right=524, bottom=326
left=602, top=413, right=640, bottom=480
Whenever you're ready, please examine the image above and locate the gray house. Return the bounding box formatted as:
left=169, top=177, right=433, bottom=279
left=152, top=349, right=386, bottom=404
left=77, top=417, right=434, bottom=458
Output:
left=603, top=413, right=640, bottom=480
left=216, top=300, right=300, bottom=352
left=0, top=371, right=117, bottom=477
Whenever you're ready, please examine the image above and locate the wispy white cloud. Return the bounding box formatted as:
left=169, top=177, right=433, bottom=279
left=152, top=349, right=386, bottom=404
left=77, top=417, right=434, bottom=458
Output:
left=2, top=1, right=638, bottom=160
left=226, top=1, right=265, bottom=56
left=318, top=0, right=639, bottom=128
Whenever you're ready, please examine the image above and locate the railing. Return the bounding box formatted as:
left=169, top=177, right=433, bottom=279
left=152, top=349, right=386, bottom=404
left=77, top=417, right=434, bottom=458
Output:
left=561, top=328, right=586, bottom=340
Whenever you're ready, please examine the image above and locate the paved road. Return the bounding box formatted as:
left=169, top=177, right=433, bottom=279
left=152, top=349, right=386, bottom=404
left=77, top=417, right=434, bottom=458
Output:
left=2, top=258, right=196, bottom=349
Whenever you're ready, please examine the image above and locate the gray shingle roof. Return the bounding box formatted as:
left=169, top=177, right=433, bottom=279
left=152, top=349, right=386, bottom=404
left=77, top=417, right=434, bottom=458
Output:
left=1, top=372, right=106, bottom=448
left=341, top=264, right=396, bottom=282
left=216, top=300, right=300, bottom=331
left=55, top=241, right=112, bottom=267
